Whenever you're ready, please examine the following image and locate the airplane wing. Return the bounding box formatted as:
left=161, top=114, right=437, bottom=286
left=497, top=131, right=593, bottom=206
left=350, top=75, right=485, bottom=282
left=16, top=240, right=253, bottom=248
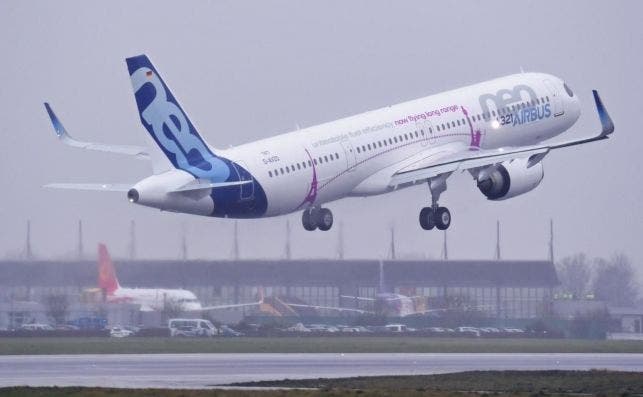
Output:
left=44, top=103, right=150, bottom=159
left=339, top=295, right=376, bottom=301
left=199, top=300, right=263, bottom=311
left=45, top=178, right=251, bottom=193
left=44, top=183, right=132, bottom=192
left=283, top=302, right=373, bottom=314
left=389, top=90, right=614, bottom=188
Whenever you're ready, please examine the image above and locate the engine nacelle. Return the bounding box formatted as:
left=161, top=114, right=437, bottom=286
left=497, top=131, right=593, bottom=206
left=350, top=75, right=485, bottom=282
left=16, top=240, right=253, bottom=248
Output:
left=476, top=158, right=544, bottom=200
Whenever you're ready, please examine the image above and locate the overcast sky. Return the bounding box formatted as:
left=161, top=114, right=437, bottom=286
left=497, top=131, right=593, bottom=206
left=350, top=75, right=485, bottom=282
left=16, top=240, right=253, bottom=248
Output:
left=0, top=1, right=641, bottom=277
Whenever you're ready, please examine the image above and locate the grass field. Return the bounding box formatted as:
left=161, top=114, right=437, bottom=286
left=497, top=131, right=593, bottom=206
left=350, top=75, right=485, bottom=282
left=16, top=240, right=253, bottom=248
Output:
left=1, top=336, right=643, bottom=354
left=1, top=370, right=641, bottom=396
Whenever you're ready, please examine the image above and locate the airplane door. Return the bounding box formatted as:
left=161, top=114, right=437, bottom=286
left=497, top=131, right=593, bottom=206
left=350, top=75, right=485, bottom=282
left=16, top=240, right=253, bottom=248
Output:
left=543, top=79, right=564, bottom=117
left=231, top=161, right=255, bottom=201
left=340, top=140, right=357, bottom=171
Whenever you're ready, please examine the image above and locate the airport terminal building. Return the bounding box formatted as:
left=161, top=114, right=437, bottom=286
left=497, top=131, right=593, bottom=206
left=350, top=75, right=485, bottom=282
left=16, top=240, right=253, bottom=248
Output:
left=0, top=258, right=558, bottom=327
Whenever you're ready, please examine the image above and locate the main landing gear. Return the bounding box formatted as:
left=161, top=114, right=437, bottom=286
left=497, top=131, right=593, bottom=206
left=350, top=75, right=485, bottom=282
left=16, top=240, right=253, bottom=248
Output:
left=419, top=174, right=452, bottom=231
left=302, top=207, right=334, bottom=231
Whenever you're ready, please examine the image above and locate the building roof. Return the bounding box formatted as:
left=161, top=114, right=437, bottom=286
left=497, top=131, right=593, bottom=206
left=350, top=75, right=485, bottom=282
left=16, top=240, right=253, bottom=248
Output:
left=0, top=259, right=558, bottom=288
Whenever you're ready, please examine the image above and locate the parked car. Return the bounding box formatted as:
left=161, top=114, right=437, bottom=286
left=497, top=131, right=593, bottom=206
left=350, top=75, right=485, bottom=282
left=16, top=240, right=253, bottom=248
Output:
left=502, top=327, right=525, bottom=334
left=169, top=319, right=217, bottom=337
left=54, top=324, right=80, bottom=331
left=340, top=326, right=372, bottom=333
left=110, top=326, right=134, bottom=338
left=219, top=325, right=244, bottom=337
left=20, top=323, right=54, bottom=331
left=284, top=323, right=311, bottom=332
left=307, top=324, right=340, bottom=333
left=455, top=326, right=480, bottom=337
left=385, top=324, right=408, bottom=333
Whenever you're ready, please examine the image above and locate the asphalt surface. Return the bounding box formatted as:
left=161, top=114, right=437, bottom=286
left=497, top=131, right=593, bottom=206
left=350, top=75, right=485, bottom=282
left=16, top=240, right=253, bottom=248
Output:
left=1, top=353, right=642, bottom=389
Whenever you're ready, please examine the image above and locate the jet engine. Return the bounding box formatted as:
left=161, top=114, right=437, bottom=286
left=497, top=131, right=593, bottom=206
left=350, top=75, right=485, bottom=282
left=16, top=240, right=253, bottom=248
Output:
left=476, top=158, right=544, bottom=200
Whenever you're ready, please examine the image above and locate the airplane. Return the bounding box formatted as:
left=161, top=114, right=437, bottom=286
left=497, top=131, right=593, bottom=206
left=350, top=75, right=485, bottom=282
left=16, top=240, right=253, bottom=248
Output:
left=96, top=243, right=261, bottom=312
left=44, top=55, right=614, bottom=231
left=283, top=260, right=449, bottom=317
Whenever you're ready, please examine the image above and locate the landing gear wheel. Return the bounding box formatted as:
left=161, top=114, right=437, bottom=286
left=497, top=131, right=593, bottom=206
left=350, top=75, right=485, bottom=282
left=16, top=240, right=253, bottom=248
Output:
left=317, top=208, right=334, bottom=231
left=419, top=207, right=435, bottom=230
left=302, top=209, right=317, bottom=231
left=434, top=207, right=451, bottom=230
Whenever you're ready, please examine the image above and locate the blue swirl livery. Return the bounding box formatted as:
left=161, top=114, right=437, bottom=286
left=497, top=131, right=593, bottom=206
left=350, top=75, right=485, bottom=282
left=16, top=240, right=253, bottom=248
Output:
left=126, top=55, right=267, bottom=218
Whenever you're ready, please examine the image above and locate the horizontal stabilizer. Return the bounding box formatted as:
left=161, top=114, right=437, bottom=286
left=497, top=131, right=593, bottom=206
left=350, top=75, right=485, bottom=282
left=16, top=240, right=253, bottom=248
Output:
left=44, top=183, right=132, bottom=192
left=170, top=179, right=253, bottom=193
left=44, top=103, right=149, bottom=159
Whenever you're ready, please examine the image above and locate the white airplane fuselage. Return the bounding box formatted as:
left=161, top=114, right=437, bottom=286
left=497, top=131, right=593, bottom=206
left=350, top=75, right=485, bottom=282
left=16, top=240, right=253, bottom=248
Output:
left=128, top=72, right=579, bottom=219
left=107, top=287, right=202, bottom=312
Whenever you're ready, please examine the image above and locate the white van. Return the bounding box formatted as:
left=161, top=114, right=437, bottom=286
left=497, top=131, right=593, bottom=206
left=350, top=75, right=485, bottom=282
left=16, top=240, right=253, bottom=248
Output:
left=168, top=318, right=217, bottom=337
left=385, top=324, right=408, bottom=333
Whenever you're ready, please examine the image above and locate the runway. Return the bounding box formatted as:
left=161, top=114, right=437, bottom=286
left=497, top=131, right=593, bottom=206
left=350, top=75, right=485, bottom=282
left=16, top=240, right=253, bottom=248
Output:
left=1, top=353, right=642, bottom=389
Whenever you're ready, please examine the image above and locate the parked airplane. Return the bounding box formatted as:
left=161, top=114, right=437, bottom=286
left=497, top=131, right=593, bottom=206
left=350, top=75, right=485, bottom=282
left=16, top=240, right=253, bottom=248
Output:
left=97, top=243, right=261, bottom=312
left=284, top=260, right=439, bottom=317
left=45, top=55, right=614, bottom=231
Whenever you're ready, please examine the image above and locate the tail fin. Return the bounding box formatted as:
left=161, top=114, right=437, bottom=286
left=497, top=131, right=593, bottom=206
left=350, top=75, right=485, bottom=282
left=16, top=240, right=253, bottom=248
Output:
left=98, top=243, right=120, bottom=295
left=125, top=55, right=230, bottom=182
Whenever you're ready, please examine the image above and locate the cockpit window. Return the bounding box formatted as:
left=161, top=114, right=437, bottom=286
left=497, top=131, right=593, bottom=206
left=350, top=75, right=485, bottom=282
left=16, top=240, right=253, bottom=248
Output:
left=564, top=83, right=574, bottom=97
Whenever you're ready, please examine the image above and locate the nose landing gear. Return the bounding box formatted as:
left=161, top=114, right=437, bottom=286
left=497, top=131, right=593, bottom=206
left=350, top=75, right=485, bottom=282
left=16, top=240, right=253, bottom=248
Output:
left=419, top=174, right=452, bottom=231
left=302, top=207, right=333, bottom=231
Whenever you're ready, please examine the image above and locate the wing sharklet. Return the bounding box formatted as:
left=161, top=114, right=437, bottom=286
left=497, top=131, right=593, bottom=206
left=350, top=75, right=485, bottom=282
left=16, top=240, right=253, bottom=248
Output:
left=43, top=103, right=150, bottom=159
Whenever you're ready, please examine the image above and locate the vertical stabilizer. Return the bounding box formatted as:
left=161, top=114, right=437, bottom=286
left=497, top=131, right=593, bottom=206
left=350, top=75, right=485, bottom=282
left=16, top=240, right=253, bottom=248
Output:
left=98, top=243, right=120, bottom=295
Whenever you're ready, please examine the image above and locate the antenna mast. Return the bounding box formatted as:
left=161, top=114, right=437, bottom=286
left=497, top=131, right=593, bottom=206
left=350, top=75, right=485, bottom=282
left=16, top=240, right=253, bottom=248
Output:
left=25, top=220, right=33, bottom=259
left=548, top=218, right=554, bottom=263
left=441, top=230, right=448, bottom=260
left=285, top=219, right=291, bottom=260
left=232, top=221, right=240, bottom=260
left=389, top=225, right=396, bottom=260
left=494, top=220, right=501, bottom=260
left=128, top=220, right=137, bottom=260
left=77, top=219, right=84, bottom=260
left=337, top=221, right=344, bottom=260
left=180, top=223, right=188, bottom=261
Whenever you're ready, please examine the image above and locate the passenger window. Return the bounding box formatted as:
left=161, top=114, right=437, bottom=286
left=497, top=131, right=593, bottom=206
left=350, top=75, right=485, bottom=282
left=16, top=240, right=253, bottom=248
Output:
left=394, top=137, right=398, bottom=143
left=362, top=145, right=366, bottom=152
left=384, top=140, right=388, bottom=146
left=286, top=167, right=290, bottom=173
left=367, top=144, right=371, bottom=150
left=492, top=110, right=496, bottom=117
left=335, top=153, right=339, bottom=159
left=268, top=171, right=272, bottom=177
left=415, top=131, right=419, bottom=137
left=296, top=163, right=301, bottom=170
left=324, top=155, right=328, bottom=162
left=378, top=141, right=382, bottom=148
left=313, top=159, right=318, bottom=165
left=280, top=168, right=284, bottom=175
left=451, top=121, right=456, bottom=127
left=388, top=138, right=393, bottom=144
left=546, top=96, right=550, bottom=102
left=357, top=147, right=361, bottom=153
left=302, top=162, right=306, bottom=169
left=318, top=157, right=323, bottom=164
